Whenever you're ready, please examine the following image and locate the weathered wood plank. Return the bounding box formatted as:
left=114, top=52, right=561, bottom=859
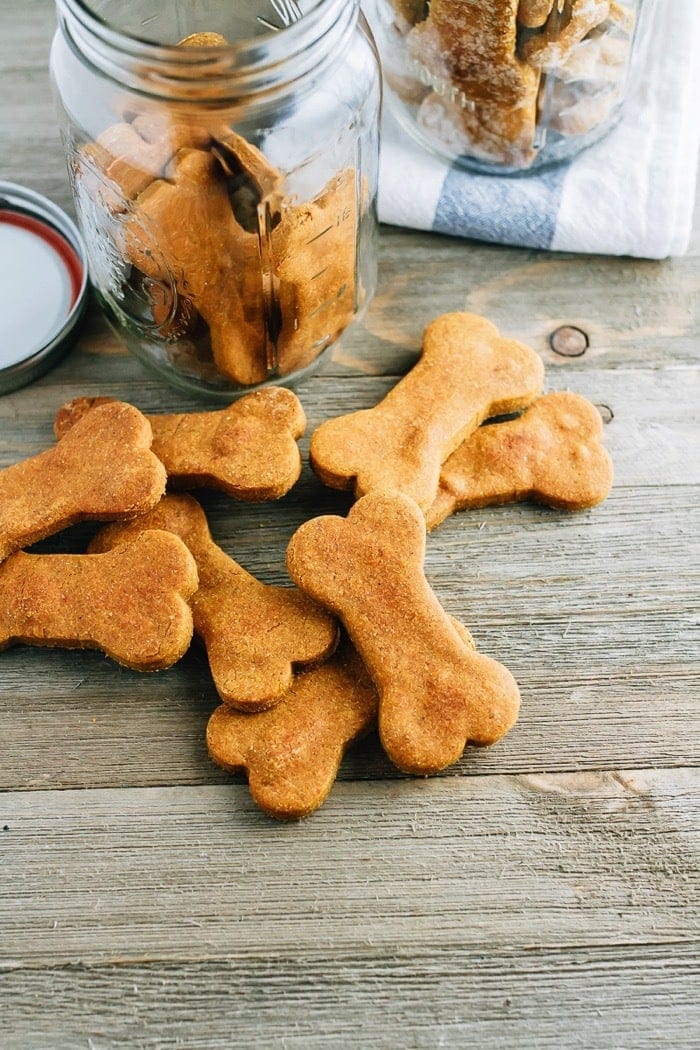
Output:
left=1, top=770, right=697, bottom=967
left=0, top=485, right=697, bottom=791
left=1, top=2, right=698, bottom=384
left=1, top=364, right=698, bottom=491
left=3, top=943, right=699, bottom=1049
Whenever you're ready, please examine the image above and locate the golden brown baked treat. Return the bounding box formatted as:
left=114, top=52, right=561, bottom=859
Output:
left=272, top=171, right=358, bottom=377
left=79, top=120, right=212, bottom=212
left=416, top=79, right=540, bottom=167
left=0, top=530, right=197, bottom=671
left=517, top=0, right=556, bottom=29
left=389, top=0, right=429, bottom=28
left=405, top=5, right=540, bottom=160
left=427, top=0, right=536, bottom=108
left=426, top=391, right=614, bottom=529
left=207, top=636, right=378, bottom=819
left=55, top=388, right=305, bottom=502
left=0, top=401, right=166, bottom=564
left=126, top=147, right=266, bottom=385
left=286, top=492, right=521, bottom=775
left=75, top=27, right=363, bottom=388
left=522, top=0, right=611, bottom=68
left=178, top=32, right=229, bottom=47
left=310, top=312, right=544, bottom=512
left=91, top=494, right=338, bottom=710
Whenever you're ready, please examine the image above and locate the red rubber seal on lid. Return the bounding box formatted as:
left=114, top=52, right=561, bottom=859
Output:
left=0, top=181, right=88, bottom=395
left=0, top=209, right=83, bottom=308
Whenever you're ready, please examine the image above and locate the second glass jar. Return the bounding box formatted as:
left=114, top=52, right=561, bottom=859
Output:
left=51, top=0, right=380, bottom=398
left=366, top=0, right=652, bottom=174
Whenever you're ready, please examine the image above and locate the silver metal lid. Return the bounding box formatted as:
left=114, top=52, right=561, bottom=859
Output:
left=0, top=182, right=88, bottom=395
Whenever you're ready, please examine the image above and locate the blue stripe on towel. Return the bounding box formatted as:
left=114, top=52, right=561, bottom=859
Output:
left=433, top=162, right=568, bottom=249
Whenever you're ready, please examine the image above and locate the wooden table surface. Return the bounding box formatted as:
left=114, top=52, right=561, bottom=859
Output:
left=2, top=4, right=699, bottom=1048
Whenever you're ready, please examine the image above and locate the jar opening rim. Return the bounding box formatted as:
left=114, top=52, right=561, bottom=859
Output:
left=60, top=0, right=332, bottom=57
left=56, top=0, right=360, bottom=100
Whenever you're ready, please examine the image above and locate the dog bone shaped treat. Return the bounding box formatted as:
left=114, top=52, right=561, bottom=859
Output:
left=207, top=636, right=378, bottom=820
left=0, top=401, right=166, bottom=564
left=427, top=0, right=537, bottom=108
left=91, top=494, right=338, bottom=710
left=54, top=387, right=305, bottom=501
left=0, top=530, right=197, bottom=671
left=124, top=147, right=265, bottom=385
left=426, top=392, right=614, bottom=529
left=287, top=492, right=521, bottom=775
left=310, top=313, right=544, bottom=512
left=523, top=0, right=611, bottom=68
left=79, top=119, right=212, bottom=214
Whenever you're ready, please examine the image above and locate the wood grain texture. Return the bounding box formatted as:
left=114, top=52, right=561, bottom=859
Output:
left=1, top=483, right=697, bottom=790
left=1, top=770, right=697, bottom=967
left=0, top=2, right=698, bottom=1047
left=3, top=944, right=699, bottom=1050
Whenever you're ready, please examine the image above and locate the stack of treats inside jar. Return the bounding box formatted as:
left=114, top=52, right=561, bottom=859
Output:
left=73, top=31, right=359, bottom=389
left=384, top=0, right=638, bottom=167
left=0, top=313, right=613, bottom=819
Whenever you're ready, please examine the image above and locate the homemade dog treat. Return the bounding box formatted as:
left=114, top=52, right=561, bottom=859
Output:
left=55, top=387, right=305, bottom=501
left=518, top=0, right=555, bottom=29
left=77, top=81, right=360, bottom=387
left=0, top=530, right=197, bottom=671
left=207, top=637, right=378, bottom=819
left=127, top=147, right=265, bottom=385
left=405, top=0, right=541, bottom=164
left=91, top=494, right=338, bottom=710
left=379, top=0, right=636, bottom=166
left=426, top=391, right=614, bottom=529
left=271, top=169, right=358, bottom=378
left=427, top=0, right=536, bottom=108
left=522, top=0, right=611, bottom=67
left=178, top=31, right=229, bottom=47
left=310, top=312, right=544, bottom=512
left=0, top=401, right=166, bottom=564
left=287, top=491, right=521, bottom=775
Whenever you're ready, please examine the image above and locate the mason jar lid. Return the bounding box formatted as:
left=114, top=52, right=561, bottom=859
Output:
left=0, top=182, right=88, bottom=395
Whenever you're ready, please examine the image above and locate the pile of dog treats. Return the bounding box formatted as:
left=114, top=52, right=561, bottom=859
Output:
left=75, top=30, right=357, bottom=387
left=0, top=312, right=613, bottom=819
left=385, top=0, right=637, bottom=166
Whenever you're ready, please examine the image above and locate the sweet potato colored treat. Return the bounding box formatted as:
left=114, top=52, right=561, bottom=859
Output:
left=79, top=120, right=212, bottom=212
left=426, top=391, right=614, bottom=529
left=76, top=35, right=360, bottom=390
left=0, top=401, right=166, bottom=564
left=271, top=170, right=358, bottom=378
left=91, top=494, right=338, bottom=710
left=517, top=0, right=555, bottom=29
left=207, top=637, right=378, bottom=819
left=287, top=492, right=521, bottom=776
left=427, top=0, right=537, bottom=108
left=178, top=31, right=229, bottom=47
left=126, top=147, right=265, bottom=385
left=0, top=530, right=197, bottom=671
left=55, top=387, right=305, bottom=501
left=310, top=312, right=544, bottom=513
left=522, top=0, right=611, bottom=67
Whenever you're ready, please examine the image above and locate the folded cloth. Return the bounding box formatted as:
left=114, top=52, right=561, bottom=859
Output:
left=377, top=0, right=700, bottom=259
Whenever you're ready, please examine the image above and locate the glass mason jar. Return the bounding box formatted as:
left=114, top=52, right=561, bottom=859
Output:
left=51, top=0, right=380, bottom=399
left=365, top=0, right=652, bottom=174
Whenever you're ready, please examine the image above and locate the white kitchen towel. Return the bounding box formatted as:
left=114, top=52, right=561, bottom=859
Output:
left=377, top=0, right=700, bottom=258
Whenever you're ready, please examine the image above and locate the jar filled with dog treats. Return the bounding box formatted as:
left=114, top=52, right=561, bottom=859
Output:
left=366, top=0, right=653, bottom=173
left=51, top=1, right=380, bottom=399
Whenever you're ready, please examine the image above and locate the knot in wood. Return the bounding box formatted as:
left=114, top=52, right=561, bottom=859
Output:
left=549, top=325, right=589, bottom=357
